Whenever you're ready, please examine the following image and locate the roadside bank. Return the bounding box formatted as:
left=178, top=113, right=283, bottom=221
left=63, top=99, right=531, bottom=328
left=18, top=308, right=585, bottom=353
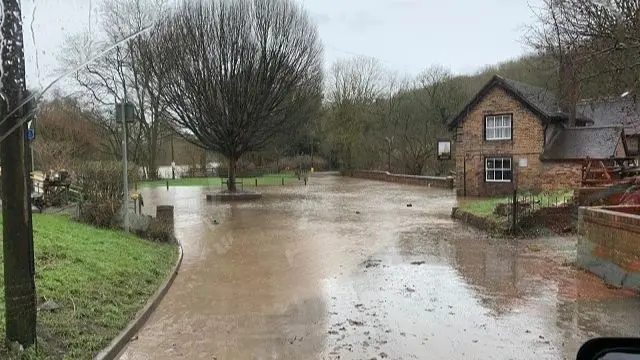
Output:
left=0, top=214, right=178, bottom=360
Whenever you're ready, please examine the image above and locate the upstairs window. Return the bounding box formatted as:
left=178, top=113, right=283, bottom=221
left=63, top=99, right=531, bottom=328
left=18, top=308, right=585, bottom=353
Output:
left=485, top=157, right=512, bottom=182
left=485, top=114, right=512, bottom=140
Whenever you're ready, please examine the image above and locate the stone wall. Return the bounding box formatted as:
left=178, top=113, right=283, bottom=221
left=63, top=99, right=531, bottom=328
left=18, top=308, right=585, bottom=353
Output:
left=349, top=170, right=454, bottom=189
left=577, top=206, right=640, bottom=292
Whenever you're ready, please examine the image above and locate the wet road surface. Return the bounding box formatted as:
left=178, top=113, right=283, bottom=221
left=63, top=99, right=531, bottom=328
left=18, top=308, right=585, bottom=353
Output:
left=120, top=174, right=640, bottom=360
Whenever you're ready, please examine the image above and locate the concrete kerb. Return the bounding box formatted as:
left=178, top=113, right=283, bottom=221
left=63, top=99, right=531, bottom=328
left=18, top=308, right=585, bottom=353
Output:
left=94, top=240, right=184, bottom=360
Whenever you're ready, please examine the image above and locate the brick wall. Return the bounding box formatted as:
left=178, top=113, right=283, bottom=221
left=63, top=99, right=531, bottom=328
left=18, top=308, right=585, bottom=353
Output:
left=454, top=87, right=586, bottom=196
left=540, top=161, right=583, bottom=191
left=455, top=87, right=547, bottom=197
left=577, top=206, right=640, bottom=292
left=350, top=170, right=454, bottom=189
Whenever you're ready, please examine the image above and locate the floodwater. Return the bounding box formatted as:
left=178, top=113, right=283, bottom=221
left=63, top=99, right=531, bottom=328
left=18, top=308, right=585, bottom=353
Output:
left=119, top=174, right=640, bottom=360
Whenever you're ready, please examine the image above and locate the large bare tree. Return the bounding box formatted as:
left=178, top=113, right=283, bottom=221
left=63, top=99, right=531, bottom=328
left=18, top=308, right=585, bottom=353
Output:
left=146, top=0, right=323, bottom=191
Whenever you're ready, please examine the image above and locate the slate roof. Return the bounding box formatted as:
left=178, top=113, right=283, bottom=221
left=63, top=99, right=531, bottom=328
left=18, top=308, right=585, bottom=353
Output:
left=448, top=75, right=568, bottom=129
left=541, top=126, right=625, bottom=160
left=577, top=97, right=640, bottom=136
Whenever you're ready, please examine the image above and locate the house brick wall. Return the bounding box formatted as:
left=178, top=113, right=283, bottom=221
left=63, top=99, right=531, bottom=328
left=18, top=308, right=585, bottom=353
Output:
left=455, top=87, right=563, bottom=197
left=540, top=161, right=583, bottom=191
left=577, top=206, right=640, bottom=292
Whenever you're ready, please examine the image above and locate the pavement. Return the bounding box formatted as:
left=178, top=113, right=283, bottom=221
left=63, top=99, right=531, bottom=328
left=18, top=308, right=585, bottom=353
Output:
left=118, top=174, right=640, bottom=360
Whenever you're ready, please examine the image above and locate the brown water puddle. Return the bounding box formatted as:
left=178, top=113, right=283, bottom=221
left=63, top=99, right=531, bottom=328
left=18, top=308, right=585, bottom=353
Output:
left=119, top=174, right=640, bottom=360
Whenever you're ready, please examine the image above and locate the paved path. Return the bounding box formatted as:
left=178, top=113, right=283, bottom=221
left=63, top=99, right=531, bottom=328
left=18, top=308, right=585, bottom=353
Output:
left=120, top=174, right=640, bottom=360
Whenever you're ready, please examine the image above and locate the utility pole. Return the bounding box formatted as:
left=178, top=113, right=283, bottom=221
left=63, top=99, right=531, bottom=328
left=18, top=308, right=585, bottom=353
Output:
left=1, top=0, right=37, bottom=347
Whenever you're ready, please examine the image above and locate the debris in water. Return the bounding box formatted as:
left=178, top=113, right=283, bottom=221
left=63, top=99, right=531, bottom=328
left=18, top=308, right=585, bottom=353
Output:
left=405, top=286, right=415, bottom=293
left=363, top=259, right=382, bottom=268
left=348, top=319, right=364, bottom=326
left=410, top=261, right=426, bottom=265
left=407, top=204, right=412, bottom=207
left=380, top=352, right=389, bottom=358
left=328, top=330, right=339, bottom=335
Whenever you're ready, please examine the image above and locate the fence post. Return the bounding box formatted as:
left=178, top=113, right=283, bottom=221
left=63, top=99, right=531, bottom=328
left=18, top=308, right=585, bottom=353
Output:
left=166, top=180, right=169, bottom=191
left=255, top=178, right=258, bottom=187
left=282, top=177, right=284, bottom=186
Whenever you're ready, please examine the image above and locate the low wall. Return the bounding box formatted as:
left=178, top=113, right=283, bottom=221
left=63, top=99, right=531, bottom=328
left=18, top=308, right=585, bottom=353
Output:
left=348, top=170, right=454, bottom=189
left=577, top=206, right=640, bottom=292
left=450, top=207, right=506, bottom=234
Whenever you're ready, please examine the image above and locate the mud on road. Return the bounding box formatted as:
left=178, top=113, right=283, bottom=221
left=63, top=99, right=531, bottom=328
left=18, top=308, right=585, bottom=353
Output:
left=120, top=174, right=640, bottom=360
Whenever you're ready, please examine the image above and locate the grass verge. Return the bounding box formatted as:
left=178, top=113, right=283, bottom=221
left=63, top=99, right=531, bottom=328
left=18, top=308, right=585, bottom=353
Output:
left=459, top=190, right=574, bottom=217
left=139, top=172, right=299, bottom=188
left=0, top=214, right=178, bottom=360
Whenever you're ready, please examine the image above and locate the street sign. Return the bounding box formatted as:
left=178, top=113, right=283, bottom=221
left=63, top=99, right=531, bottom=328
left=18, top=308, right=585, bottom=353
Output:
left=25, top=128, right=35, bottom=141
left=437, top=139, right=452, bottom=160
left=115, top=102, right=135, bottom=123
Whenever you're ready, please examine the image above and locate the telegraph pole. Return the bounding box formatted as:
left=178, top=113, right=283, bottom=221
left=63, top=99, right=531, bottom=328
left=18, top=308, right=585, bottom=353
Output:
left=1, top=0, right=37, bottom=347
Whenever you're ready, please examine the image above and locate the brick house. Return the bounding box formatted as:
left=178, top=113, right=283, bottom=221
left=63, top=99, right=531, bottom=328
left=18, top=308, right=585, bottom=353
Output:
left=448, top=75, right=630, bottom=197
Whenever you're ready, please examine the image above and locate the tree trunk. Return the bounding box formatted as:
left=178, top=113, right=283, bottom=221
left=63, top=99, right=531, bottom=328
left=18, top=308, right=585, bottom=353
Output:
left=227, top=156, right=237, bottom=192
left=148, top=126, right=159, bottom=180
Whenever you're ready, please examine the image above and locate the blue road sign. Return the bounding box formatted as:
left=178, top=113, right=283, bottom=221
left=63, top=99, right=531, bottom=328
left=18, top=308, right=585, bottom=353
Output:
left=25, top=128, right=35, bottom=141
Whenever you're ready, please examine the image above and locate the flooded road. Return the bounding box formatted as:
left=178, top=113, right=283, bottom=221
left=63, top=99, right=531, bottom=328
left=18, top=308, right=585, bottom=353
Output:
left=120, top=174, right=640, bottom=360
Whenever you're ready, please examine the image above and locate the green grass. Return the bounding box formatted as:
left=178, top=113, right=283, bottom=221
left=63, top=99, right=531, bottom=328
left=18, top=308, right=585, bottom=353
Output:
left=459, top=190, right=575, bottom=217
left=138, top=172, right=300, bottom=188
left=0, top=215, right=178, bottom=360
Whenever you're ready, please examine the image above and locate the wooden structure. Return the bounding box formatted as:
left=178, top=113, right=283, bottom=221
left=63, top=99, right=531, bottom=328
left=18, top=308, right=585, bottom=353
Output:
left=581, top=157, right=639, bottom=187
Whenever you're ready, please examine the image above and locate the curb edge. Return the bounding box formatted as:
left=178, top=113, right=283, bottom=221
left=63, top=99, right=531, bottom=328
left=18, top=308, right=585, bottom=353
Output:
left=94, top=240, right=184, bottom=360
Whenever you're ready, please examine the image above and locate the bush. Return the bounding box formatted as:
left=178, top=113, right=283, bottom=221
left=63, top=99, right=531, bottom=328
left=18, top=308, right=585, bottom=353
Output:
left=75, top=161, right=137, bottom=228
left=142, top=218, right=176, bottom=243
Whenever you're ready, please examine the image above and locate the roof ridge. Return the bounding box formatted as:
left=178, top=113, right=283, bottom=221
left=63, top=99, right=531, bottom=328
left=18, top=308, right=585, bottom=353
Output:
left=564, top=125, right=623, bottom=130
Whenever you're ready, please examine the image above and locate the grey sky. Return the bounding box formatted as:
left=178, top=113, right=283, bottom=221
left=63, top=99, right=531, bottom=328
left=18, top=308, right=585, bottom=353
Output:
left=22, top=0, right=540, bottom=90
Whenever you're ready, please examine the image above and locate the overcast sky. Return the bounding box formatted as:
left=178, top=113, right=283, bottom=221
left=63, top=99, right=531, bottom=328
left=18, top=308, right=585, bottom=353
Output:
left=22, top=0, right=540, bottom=91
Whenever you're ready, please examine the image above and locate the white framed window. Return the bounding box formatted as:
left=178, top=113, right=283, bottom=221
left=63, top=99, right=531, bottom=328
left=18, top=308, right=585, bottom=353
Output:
left=485, top=157, right=512, bottom=182
left=485, top=114, right=512, bottom=140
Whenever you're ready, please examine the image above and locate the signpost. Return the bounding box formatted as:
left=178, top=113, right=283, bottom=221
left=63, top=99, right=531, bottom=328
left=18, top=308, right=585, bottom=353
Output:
left=117, top=99, right=134, bottom=232
left=437, top=139, right=452, bottom=160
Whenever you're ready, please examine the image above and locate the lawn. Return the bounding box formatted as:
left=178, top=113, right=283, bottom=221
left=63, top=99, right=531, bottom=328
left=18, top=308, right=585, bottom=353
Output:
left=459, top=190, right=575, bottom=217
left=0, top=215, right=178, bottom=360
left=138, top=172, right=300, bottom=188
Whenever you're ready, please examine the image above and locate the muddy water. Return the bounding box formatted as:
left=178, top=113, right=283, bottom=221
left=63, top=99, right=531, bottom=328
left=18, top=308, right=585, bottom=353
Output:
left=120, top=174, right=640, bottom=360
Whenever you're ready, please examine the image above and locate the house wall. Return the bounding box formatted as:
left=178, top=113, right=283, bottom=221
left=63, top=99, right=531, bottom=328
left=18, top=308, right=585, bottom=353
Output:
left=540, top=161, right=583, bottom=191
left=455, top=86, right=577, bottom=197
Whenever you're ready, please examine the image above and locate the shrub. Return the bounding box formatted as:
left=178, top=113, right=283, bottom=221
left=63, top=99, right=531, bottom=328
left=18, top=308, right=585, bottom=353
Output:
left=142, top=218, right=176, bottom=243
left=75, top=161, right=137, bottom=228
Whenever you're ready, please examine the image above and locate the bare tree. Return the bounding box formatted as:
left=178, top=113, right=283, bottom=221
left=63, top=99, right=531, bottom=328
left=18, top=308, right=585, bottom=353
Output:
left=145, top=0, right=323, bottom=191
left=60, top=0, right=171, bottom=178
left=528, top=0, right=640, bottom=114
left=324, top=56, right=385, bottom=169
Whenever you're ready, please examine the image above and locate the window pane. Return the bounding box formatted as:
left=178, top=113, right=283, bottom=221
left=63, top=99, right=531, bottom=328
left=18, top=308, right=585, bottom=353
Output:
left=504, top=158, right=511, bottom=169
left=505, top=127, right=512, bottom=139
left=486, top=128, right=495, bottom=140
left=504, top=170, right=513, bottom=181
left=495, top=159, right=503, bottom=168
left=495, top=170, right=503, bottom=181
left=487, top=170, right=495, bottom=180
left=498, top=128, right=505, bottom=139
left=487, top=159, right=495, bottom=169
